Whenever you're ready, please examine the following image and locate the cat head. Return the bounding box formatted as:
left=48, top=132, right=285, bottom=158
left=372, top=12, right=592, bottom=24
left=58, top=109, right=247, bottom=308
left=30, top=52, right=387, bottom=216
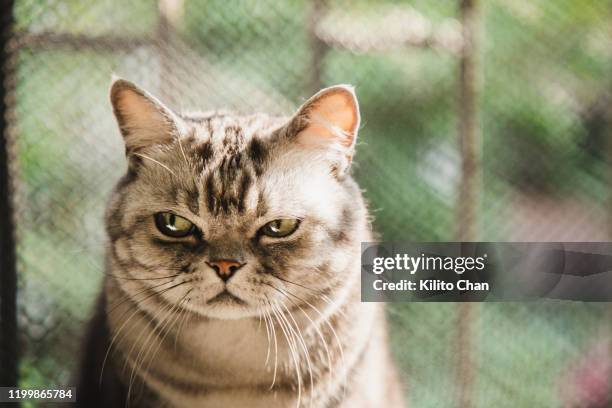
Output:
left=106, top=78, right=370, bottom=319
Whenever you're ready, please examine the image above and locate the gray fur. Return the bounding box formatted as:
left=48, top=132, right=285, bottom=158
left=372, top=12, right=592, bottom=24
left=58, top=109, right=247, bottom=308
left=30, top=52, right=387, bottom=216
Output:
left=77, top=79, right=404, bottom=408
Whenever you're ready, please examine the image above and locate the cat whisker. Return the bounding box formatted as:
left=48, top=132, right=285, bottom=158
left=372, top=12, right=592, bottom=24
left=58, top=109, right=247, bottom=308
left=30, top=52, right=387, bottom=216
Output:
left=272, top=284, right=347, bottom=401
left=123, top=281, right=191, bottom=404
left=134, top=283, right=192, bottom=373
left=272, top=275, right=327, bottom=296
left=148, top=290, right=192, bottom=360
left=273, top=276, right=346, bottom=319
left=99, top=279, right=185, bottom=386
left=176, top=136, right=191, bottom=168
left=262, top=299, right=278, bottom=390
left=106, top=278, right=180, bottom=315
left=304, top=301, right=347, bottom=402
left=132, top=152, right=177, bottom=177
left=266, top=283, right=334, bottom=386
left=260, top=305, right=272, bottom=366
left=140, top=289, right=193, bottom=390
left=174, top=297, right=194, bottom=351
left=125, top=293, right=178, bottom=405
left=270, top=308, right=279, bottom=390
left=134, top=296, right=183, bottom=401
left=277, top=300, right=315, bottom=408
left=126, top=298, right=177, bottom=405
left=106, top=278, right=177, bottom=317
left=105, top=272, right=182, bottom=281
left=100, top=296, right=154, bottom=388
left=269, top=301, right=302, bottom=408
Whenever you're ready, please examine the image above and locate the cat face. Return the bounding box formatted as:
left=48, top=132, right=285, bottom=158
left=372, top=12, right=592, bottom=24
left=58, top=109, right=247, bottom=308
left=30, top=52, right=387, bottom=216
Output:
left=106, top=79, right=370, bottom=319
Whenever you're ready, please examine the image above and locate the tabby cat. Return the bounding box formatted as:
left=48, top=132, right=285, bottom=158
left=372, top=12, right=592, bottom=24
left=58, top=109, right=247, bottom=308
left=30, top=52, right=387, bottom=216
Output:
left=76, top=79, right=404, bottom=408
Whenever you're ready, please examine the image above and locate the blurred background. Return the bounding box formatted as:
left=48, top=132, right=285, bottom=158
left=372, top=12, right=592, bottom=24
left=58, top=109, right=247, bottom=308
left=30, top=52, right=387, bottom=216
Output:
left=1, top=0, right=612, bottom=407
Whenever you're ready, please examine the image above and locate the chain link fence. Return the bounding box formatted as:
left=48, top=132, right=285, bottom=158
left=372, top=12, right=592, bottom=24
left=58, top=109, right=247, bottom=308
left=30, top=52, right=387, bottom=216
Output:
left=3, top=0, right=612, bottom=406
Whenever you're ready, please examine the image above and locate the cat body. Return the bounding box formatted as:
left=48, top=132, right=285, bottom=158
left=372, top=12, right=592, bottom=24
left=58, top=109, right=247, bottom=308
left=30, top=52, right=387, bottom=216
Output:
left=77, top=80, right=404, bottom=407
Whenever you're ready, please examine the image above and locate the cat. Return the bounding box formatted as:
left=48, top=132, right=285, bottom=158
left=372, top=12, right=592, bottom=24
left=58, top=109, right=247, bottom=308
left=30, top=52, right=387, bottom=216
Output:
left=76, top=78, right=405, bottom=408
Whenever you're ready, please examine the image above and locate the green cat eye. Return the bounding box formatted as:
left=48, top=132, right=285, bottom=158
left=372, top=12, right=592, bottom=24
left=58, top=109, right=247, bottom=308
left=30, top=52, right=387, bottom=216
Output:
left=154, top=212, right=195, bottom=238
left=260, top=219, right=300, bottom=238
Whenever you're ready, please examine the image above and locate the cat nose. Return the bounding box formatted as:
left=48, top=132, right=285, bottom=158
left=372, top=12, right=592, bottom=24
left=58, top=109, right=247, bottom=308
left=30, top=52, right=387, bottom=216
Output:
left=207, top=259, right=244, bottom=282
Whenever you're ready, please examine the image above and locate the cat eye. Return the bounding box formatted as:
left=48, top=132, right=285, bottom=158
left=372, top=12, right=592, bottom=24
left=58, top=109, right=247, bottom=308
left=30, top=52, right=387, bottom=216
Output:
left=260, top=219, right=300, bottom=238
left=154, top=212, right=195, bottom=238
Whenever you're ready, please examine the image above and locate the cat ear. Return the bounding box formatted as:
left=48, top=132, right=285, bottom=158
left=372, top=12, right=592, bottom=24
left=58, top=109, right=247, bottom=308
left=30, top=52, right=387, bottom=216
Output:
left=290, top=85, right=360, bottom=163
left=109, top=78, right=184, bottom=154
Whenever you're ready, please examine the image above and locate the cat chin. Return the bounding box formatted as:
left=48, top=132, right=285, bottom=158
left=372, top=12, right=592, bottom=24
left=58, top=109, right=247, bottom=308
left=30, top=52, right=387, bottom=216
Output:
left=179, top=288, right=264, bottom=320
left=198, top=304, right=260, bottom=320
left=187, top=295, right=260, bottom=320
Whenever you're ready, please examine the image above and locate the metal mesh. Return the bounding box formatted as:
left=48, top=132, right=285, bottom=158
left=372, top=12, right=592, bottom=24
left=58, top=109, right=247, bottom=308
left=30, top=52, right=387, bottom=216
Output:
left=5, top=0, right=612, bottom=406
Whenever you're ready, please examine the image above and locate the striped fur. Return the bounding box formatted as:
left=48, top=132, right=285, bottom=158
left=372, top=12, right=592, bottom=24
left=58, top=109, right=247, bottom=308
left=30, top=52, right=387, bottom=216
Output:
left=76, top=80, right=404, bottom=407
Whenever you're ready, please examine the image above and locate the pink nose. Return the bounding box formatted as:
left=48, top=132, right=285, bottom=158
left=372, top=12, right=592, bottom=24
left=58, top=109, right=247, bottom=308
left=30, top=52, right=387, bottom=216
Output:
left=207, top=259, right=244, bottom=282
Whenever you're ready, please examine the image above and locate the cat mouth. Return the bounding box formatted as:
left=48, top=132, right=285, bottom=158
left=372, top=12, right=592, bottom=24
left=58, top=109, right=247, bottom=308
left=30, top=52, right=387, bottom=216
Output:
left=207, top=289, right=246, bottom=306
